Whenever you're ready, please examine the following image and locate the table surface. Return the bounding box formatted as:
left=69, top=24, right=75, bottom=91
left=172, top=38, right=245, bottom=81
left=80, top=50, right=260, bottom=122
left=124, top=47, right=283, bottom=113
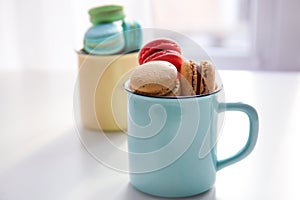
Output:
left=0, top=70, right=300, bottom=200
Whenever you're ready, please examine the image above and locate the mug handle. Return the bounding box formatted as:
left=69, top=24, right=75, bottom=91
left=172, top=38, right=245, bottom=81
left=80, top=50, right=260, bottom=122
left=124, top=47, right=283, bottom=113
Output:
left=216, top=103, right=259, bottom=171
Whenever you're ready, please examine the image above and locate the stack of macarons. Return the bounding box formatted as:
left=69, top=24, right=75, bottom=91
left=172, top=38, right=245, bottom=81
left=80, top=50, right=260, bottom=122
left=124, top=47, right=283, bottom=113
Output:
left=83, top=5, right=142, bottom=55
left=129, top=38, right=217, bottom=97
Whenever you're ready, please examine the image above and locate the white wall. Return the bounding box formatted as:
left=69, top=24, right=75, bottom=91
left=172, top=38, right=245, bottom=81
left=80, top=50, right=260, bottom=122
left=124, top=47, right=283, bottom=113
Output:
left=256, top=0, right=300, bottom=70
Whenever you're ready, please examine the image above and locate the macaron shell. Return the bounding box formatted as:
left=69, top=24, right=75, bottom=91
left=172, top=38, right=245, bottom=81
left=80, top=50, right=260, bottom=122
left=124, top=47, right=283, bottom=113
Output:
left=163, top=79, right=181, bottom=96
left=142, top=50, right=183, bottom=71
left=179, top=60, right=195, bottom=96
left=138, top=39, right=181, bottom=64
left=122, top=20, right=142, bottom=53
left=129, top=61, right=178, bottom=96
left=89, top=5, right=125, bottom=25
left=200, top=60, right=215, bottom=94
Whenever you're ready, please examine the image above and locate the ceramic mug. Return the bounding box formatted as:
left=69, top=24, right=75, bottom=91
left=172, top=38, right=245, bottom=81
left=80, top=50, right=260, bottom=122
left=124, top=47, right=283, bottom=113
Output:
left=125, top=82, right=259, bottom=198
left=77, top=51, right=138, bottom=131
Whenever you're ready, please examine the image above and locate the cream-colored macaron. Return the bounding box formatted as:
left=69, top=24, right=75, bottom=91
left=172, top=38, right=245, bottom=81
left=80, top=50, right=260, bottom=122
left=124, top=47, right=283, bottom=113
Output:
left=129, top=61, right=178, bottom=96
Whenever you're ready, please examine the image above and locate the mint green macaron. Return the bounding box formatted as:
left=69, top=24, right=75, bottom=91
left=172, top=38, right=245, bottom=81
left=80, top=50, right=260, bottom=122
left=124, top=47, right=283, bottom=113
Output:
left=89, top=5, right=125, bottom=25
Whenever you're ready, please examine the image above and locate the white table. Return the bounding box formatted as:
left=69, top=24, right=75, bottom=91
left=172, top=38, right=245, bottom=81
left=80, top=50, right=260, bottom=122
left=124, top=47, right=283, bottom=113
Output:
left=1, top=70, right=300, bottom=200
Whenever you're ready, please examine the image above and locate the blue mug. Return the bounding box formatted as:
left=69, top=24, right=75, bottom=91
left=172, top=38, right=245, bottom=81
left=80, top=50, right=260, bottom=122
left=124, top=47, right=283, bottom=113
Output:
left=125, top=82, right=259, bottom=198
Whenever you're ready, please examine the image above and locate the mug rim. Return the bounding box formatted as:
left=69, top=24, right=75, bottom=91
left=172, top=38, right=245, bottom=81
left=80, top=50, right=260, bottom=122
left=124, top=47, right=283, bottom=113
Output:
left=123, top=80, right=223, bottom=99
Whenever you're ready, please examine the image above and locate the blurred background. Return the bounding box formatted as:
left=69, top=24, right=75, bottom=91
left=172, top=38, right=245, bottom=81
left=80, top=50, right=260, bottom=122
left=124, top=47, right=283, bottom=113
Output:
left=0, top=0, right=299, bottom=71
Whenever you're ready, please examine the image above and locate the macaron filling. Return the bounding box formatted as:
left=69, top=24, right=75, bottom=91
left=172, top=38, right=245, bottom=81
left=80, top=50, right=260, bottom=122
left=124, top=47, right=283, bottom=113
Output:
left=190, top=61, right=202, bottom=95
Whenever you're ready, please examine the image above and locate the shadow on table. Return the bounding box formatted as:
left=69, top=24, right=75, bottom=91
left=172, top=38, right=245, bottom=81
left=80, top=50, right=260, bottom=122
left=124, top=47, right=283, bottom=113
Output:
left=123, top=183, right=216, bottom=200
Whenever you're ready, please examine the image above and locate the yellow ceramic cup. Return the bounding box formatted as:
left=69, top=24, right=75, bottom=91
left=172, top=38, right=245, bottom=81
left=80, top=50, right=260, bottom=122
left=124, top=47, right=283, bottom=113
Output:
left=77, top=51, right=138, bottom=131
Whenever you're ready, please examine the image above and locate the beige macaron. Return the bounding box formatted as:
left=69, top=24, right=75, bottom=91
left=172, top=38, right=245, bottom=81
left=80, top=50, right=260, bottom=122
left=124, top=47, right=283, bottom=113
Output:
left=129, top=61, right=179, bottom=96
left=200, top=60, right=215, bottom=94
left=180, top=60, right=215, bottom=96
